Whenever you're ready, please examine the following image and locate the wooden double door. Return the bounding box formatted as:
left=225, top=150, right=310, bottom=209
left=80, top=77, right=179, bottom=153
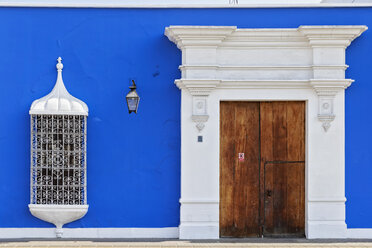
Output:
left=220, top=101, right=305, bottom=238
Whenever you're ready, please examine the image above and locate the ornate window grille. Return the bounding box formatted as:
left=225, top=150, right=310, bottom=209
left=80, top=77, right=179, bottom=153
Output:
left=30, top=115, right=87, bottom=205
left=29, top=57, right=89, bottom=238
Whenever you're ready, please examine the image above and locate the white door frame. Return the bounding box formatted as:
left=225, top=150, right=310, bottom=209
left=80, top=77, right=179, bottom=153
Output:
left=165, top=25, right=367, bottom=239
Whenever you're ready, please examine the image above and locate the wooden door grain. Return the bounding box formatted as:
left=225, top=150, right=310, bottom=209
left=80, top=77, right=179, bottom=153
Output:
left=220, top=101, right=305, bottom=238
left=260, top=102, right=305, bottom=237
left=220, top=102, right=260, bottom=237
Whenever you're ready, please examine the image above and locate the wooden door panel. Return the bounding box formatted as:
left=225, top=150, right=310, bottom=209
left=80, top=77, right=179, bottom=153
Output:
left=260, top=101, right=305, bottom=237
left=285, top=102, right=306, bottom=236
left=264, top=162, right=305, bottom=236
left=220, top=102, right=260, bottom=237
left=220, top=101, right=236, bottom=236
left=261, top=102, right=289, bottom=235
left=259, top=102, right=274, bottom=234
left=220, top=101, right=305, bottom=238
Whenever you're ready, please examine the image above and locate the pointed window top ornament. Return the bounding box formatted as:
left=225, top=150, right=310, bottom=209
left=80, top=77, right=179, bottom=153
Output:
left=29, top=57, right=88, bottom=116
left=56, top=57, right=63, bottom=71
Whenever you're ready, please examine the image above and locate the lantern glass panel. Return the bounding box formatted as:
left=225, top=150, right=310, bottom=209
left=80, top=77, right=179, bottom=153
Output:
left=127, top=97, right=139, bottom=112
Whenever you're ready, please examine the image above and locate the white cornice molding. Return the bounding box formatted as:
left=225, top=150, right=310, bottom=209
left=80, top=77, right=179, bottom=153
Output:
left=310, top=79, right=354, bottom=93
left=1, top=0, right=372, bottom=8
left=167, top=25, right=367, bottom=132
left=219, top=79, right=312, bottom=89
left=175, top=79, right=221, bottom=95
left=175, top=79, right=354, bottom=90
left=166, top=25, right=368, bottom=49
left=299, top=25, right=368, bottom=48
left=180, top=65, right=349, bottom=70
left=165, top=26, right=236, bottom=49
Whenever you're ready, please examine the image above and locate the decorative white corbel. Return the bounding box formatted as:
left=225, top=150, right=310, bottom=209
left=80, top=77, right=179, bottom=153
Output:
left=192, top=97, right=209, bottom=132
left=300, top=26, right=367, bottom=131
left=315, top=92, right=336, bottom=132
left=192, top=115, right=209, bottom=132
left=310, top=79, right=353, bottom=132
left=175, top=79, right=220, bottom=132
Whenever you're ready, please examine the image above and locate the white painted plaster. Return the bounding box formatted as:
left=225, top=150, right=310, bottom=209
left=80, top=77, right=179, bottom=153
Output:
left=1, top=0, right=372, bottom=8
left=0, top=227, right=370, bottom=239
left=165, top=25, right=367, bottom=239
left=347, top=229, right=372, bottom=239
left=29, top=204, right=89, bottom=238
left=0, top=228, right=178, bottom=239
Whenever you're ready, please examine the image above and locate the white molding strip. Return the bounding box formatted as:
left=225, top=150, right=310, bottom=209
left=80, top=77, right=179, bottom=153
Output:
left=308, top=197, right=347, bottom=202
left=347, top=229, right=372, bottom=239
left=179, top=198, right=219, bottom=204
left=0, top=228, right=179, bottom=239
left=175, top=79, right=354, bottom=90
left=0, top=0, right=372, bottom=8
left=180, top=65, right=349, bottom=70
left=0, top=227, right=371, bottom=239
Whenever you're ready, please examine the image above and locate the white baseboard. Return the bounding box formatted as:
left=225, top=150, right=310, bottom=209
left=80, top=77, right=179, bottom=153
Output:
left=179, top=223, right=219, bottom=239
left=0, top=227, right=179, bottom=239
left=307, top=221, right=347, bottom=239
left=347, top=228, right=372, bottom=239
left=0, top=227, right=371, bottom=239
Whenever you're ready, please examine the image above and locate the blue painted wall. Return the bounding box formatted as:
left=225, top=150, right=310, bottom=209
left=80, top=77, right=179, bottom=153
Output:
left=0, top=7, right=371, bottom=228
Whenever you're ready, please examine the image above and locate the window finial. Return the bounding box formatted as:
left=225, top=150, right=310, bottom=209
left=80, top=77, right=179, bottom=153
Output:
left=56, top=57, right=63, bottom=71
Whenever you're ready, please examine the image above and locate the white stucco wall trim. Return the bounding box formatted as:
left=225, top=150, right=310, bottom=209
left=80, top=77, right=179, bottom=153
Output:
left=1, top=0, right=372, bottom=8
left=165, top=25, right=367, bottom=239
left=347, top=229, right=372, bottom=239
left=1, top=227, right=372, bottom=239
left=0, top=228, right=178, bottom=239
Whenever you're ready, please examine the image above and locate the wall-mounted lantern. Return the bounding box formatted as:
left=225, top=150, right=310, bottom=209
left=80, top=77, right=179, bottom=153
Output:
left=29, top=57, right=89, bottom=238
left=126, top=80, right=140, bottom=114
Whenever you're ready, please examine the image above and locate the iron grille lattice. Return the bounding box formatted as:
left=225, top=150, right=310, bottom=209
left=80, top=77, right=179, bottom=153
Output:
left=30, top=115, right=87, bottom=205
